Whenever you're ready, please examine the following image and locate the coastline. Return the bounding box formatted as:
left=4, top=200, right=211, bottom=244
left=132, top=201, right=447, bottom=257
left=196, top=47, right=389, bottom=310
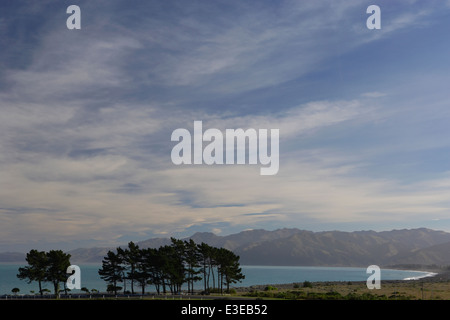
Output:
left=385, top=266, right=450, bottom=281
left=234, top=268, right=450, bottom=300
left=2, top=263, right=448, bottom=299
left=2, top=270, right=449, bottom=300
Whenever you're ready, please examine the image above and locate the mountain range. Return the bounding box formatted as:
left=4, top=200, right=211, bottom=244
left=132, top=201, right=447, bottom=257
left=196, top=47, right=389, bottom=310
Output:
left=2, top=228, right=450, bottom=267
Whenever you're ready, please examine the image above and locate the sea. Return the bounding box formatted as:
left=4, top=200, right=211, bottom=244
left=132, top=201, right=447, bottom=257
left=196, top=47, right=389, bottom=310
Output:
left=0, top=263, right=435, bottom=296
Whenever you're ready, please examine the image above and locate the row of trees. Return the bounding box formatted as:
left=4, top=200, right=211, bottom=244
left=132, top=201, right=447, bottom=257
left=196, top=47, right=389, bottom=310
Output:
left=17, top=249, right=71, bottom=296
left=98, top=238, right=245, bottom=295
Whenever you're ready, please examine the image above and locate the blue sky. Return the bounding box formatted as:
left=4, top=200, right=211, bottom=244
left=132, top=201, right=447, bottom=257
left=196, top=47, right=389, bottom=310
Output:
left=1, top=0, right=450, bottom=252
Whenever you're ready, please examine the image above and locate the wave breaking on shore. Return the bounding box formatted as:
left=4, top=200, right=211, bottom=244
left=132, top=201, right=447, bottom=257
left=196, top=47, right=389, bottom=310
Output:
left=403, top=272, right=438, bottom=280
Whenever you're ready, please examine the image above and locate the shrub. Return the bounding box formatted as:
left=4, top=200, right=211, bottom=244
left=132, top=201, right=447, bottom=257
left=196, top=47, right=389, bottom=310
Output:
left=264, top=285, right=277, bottom=291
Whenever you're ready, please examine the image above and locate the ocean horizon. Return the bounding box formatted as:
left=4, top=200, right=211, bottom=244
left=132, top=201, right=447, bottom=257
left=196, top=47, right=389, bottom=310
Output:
left=0, top=264, right=435, bottom=296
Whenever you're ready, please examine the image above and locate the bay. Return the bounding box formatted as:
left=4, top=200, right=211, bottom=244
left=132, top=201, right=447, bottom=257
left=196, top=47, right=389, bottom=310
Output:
left=0, top=263, right=434, bottom=295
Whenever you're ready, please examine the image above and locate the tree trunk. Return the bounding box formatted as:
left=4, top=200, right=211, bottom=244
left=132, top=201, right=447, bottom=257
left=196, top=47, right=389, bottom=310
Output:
left=203, top=263, right=207, bottom=292
left=131, top=267, right=135, bottom=294
left=53, top=281, right=59, bottom=297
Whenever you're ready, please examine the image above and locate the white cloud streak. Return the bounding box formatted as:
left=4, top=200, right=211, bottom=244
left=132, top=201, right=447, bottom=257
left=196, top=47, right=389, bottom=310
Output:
left=1, top=1, right=450, bottom=250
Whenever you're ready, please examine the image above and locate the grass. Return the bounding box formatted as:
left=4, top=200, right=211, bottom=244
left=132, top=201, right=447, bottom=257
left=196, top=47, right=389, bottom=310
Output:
left=6, top=275, right=450, bottom=301
left=234, top=279, right=450, bottom=300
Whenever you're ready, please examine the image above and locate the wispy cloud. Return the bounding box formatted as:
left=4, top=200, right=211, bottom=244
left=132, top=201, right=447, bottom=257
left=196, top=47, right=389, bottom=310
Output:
left=1, top=1, right=450, bottom=250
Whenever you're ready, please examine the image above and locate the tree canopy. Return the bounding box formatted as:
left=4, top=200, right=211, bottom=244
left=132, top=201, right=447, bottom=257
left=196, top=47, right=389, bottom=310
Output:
left=99, top=238, right=245, bottom=294
left=17, top=249, right=71, bottom=296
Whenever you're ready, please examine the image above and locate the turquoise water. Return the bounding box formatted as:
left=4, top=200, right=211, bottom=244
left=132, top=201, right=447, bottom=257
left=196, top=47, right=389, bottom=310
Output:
left=0, top=263, right=434, bottom=295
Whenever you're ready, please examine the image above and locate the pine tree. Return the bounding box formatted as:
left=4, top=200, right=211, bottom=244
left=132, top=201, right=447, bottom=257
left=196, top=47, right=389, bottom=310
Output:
left=98, top=250, right=125, bottom=295
left=184, top=239, right=201, bottom=294
left=17, top=249, right=48, bottom=296
left=45, top=250, right=72, bottom=296
left=118, top=241, right=140, bottom=294
left=98, top=237, right=246, bottom=295
left=216, top=248, right=245, bottom=293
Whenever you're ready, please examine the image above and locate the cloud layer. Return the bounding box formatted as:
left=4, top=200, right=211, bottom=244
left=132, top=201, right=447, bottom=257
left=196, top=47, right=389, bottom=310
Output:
left=1, top=1, right=450, bottom=251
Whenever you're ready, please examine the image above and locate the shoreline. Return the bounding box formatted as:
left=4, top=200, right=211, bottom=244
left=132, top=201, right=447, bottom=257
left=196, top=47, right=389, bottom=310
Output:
left=232, top=269, right=450, bottom=300
left=234, top=268, right=450, bottom=293
left=2, top=270, right=449, bottom=300
left=1, top=264, right=448, bottom=297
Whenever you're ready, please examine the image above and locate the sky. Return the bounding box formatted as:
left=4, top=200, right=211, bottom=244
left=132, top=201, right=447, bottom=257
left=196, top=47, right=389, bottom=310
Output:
left=1, top=0, right=450, bottom=252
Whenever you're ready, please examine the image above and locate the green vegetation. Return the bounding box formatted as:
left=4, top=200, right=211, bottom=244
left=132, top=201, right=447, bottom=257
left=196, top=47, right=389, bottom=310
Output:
left=264, top=285, right=277, bottom=291
left=237, top=277, right=450, bottom=300
left=17, top=249, right=71, bottom=296
left=243, top=289, right=408, bottom=300
left=16, top=238, right=245, bottom=298
left=98, top=238, right=245, bottom=295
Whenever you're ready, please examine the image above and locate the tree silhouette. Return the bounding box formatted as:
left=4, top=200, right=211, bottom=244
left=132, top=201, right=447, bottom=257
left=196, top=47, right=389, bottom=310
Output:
left=98, top=238, right=245, bottom=295
left=17, top=249, right=48, bottom=296
left=17, top=249, right=71, bottom=297
left=45, top=250, right=71, bottom=296
left=98, top=250, right=125, bottom=295
left=184, top=239, right=201, bottom=294
left=118, top=241, right=140, bottom=294
left=216, top=248, right=245, bottom=293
